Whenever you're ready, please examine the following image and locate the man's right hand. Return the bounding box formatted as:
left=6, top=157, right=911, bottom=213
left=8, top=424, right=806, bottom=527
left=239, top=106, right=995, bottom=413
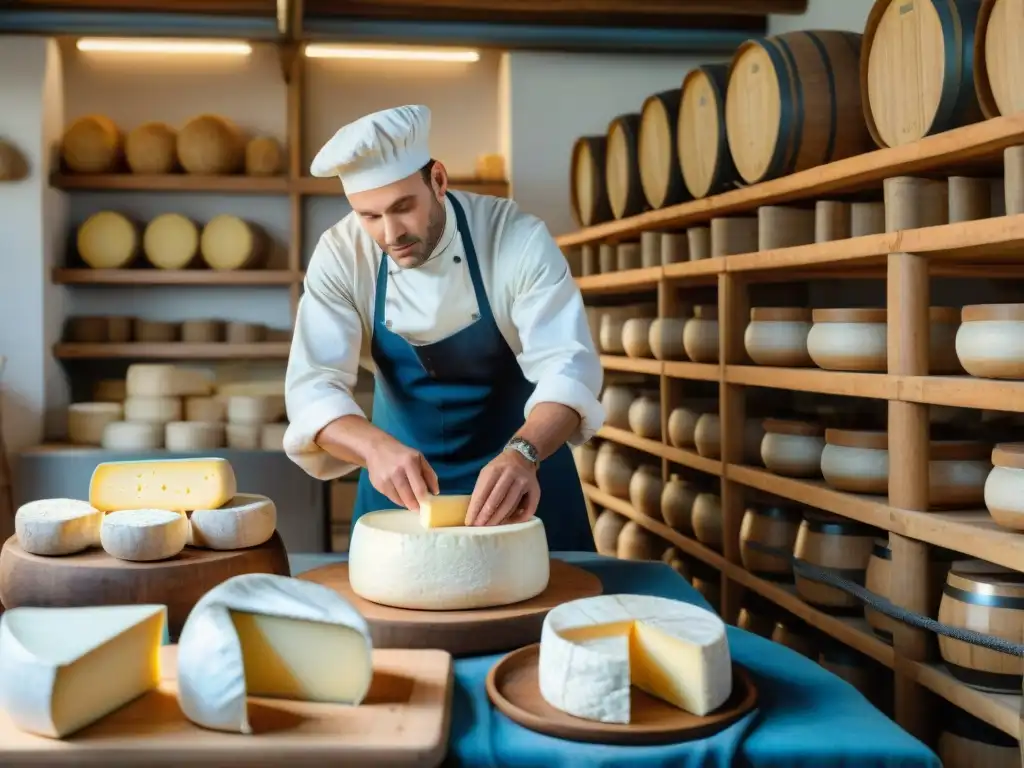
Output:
left=365, top=435, right=440, bottom=511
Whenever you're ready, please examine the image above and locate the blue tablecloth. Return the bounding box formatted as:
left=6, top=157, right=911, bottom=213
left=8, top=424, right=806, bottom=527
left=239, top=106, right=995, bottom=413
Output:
left=290, top=552, right=940, bottom=768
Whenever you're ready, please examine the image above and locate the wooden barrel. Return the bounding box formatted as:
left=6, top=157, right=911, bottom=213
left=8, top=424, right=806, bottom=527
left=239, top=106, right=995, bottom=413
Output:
left=570, top=135, right=612, bottom=227
left=937, top=560, right=1024, bottom=693
left=863, top=0, right=983, bottom=148
left=939, top=703, right=1020, bottom=767
left=736, top=593, right=778, bottom=637
left=592, top=508, right=628, bottom=556
left=975, top=0, right=1024, bottom=119
left=794, top=512, right=877, bottom=613
left=679, top=64, right=741, bottom=199
left=818, top=643, right=875, bottom=699
left=771, top=618, right=818, bottom=658
left=638, top=89, right=689, bottom=210
left=605, top=113, right=647, bottom=220
left=725, top=30, right=870, bottom=185
left=739, top=502, right=802, bottom=582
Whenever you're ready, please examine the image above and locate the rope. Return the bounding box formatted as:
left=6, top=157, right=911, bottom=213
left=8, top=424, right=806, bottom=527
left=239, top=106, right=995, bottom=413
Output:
left=743, top=540, right=1024, bottom=657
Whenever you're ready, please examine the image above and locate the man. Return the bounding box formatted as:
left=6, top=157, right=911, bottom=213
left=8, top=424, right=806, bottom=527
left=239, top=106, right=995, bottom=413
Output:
left=283, top=104, right=603, bottom=551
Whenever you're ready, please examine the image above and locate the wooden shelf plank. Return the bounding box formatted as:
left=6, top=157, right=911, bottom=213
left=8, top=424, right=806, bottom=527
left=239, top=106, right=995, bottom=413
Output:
left=576, top=267, right=661, bottom=294
left=556, top=113, right=1024, bottom=248
left=905, top=662, right=1021, bottom=739
left=51, top=173, right=290, bottom=194
left=662, top=258, right=724, bottom=281
left=52, top=269, right=303, bottom=286
left=898, top=375, right=1024, bottom=412
left=595, top=426, right=723, bottom=476
left=600, top=355, right=662, bottom=375
left=663, top=361, right=721, bottom=382
left=664, top=444, right=724, bottom=476
left=726, top=366, right=897, bottom=399
left=54, top=343, right=291, bottom=360
left=294, top=176, right=509, bottom=197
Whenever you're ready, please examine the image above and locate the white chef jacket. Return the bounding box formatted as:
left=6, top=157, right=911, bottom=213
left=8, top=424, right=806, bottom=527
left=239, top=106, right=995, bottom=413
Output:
left=283, top=190, right=605, bottom=481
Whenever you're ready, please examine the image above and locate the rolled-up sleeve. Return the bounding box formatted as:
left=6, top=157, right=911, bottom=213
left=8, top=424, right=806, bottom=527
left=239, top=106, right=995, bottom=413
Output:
left=283, top=234, right=366, bottom=480
left=511, top=223, right=605, bottom=445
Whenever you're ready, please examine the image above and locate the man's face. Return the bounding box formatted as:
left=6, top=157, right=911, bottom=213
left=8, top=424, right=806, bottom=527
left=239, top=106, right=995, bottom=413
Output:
left=349, top=165, right=447, bottom=269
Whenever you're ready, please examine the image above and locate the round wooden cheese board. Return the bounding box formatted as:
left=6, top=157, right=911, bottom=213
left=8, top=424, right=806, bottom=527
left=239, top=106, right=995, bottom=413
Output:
left=486, top=643, right=758, bottom=745
left=0, top=531, right=290, bottom=639
left=298, top=559, right=603, bottom=656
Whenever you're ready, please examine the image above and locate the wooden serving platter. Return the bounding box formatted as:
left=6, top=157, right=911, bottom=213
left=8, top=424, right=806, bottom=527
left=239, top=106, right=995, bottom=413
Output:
left=299, top=559, right=603, bottom=656
left=0, top=645, right=453, bottom=767
left=486, top=644, right=758, bottom=745
left=0, top=532, right=290, bottom=640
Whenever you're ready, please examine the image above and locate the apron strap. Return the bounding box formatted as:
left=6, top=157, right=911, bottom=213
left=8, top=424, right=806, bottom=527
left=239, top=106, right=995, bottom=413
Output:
left=446, top=192, right=495, bottom=324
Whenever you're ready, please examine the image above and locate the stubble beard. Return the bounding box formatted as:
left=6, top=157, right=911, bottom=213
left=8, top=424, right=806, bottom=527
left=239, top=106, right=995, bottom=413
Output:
left=389, top=196, right=446, bottom=269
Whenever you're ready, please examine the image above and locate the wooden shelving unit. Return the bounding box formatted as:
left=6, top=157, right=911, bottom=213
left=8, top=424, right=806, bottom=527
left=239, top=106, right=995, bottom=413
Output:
left=54, top=342, right=291, bottom=360
left=565, top=114, right=1024, bottom=744
left=51, top=268, right=303, bottom=286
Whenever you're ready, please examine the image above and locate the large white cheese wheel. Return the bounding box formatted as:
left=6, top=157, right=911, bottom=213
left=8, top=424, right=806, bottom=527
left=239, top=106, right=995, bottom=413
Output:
left=189, top=493, right=277, bottom=550
left=67, top=402, right=123, bottom=445
left=348, top=510, right=550, bottom=610
left=0, top=604, right=165, bottom=738
left=227, top=394, right=285, bottom=425
left=14, top=499, right=102, bottom=556
left=185, top=395, right=227, bottom=422
left=77, top=211, right=137, bottom=269
left=176, top=573, right=373, bottom=734
left=200, top=215, right=266, bottom=270
left=123, top=395, right=182, bottom=424
left=539, top=594, right=732, bottom=724
left=125, top=364, right=213, bottom=397
left=89, top=456, right=237, bottom=513
left=100, top=421, right=164, bottom=451
left=165, top=421, right=225, bottom=451
left=143, top=213, right=199, bottom=269
left=100, top=509, right=189, bottom=562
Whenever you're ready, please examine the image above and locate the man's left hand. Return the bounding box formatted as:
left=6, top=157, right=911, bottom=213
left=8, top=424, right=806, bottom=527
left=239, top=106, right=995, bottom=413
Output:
left=466, top=449, right=540, bottom=527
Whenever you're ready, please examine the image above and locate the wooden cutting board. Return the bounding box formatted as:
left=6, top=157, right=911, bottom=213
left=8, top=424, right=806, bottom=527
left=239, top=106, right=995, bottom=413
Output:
left=0, top=645, right=453, bottom=767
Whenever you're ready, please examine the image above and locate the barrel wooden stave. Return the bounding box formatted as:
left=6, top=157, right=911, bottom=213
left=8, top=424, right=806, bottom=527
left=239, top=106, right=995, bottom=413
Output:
left=639, top=88, right=690, bottom=210
left=570, top=135, right=613, bottom=227
left=739, top=503, right=802, bottom=581
left=975, top=0, right=1024, bottom=119
left=939, top=702, right=1021, bottom=767
left=605, top=112, right=648, bottom=220
left=679, top=64, right=741, bottom=199
left=793, top=513, right=877, bottom=612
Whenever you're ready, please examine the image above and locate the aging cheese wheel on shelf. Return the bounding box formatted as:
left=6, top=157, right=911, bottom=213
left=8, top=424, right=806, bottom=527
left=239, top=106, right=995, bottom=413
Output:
left=200, top=215, right=267, bottom=270
left=123, top=396, right=182, bottom=424
left=227, top=394, right=285, bottom=425
left=126, top=364, right=213, bottom=397
left=638, top=88, right=688, bottom=210
left=185, top=395, right=227, bottom=422
left=605, top=113, right=647, bottom=220
left=0, top=604, right=166, bottom=739
left=101, top=421, right=164, bottom=451
left=538, top=594, right=732, bottom=723
left=64, top=316, right=108, bottom=343
left=125, top=121, right=177, bottom=174
left=143, top=213, right=199, bottom=269
left=176, top=114, right=245, bottom=175
left=92, top=378, right=126, bottom=403
left=245, top=136, right=282, bottom=176
left=165, top=421, right=225, bottom=451
left=679, top=64, right=740, bottom=199
left=975, top=0, right=1024, bottom=119
left=259, top=423, right=283, bottom=451
left=67, top=402, right=123, bottom=445
left=77, top=211, right=138, bottom=269
left=133, top=318, right=178, bottom=343
left=226, top=422, right=260, bottom=449
left=181, top=319, right=225, bottom=343
left=100, top=508, right=189, bottom=562
left=60, top=115, right=121, bottom=174
left=14, top=498, right=103, bottom=556
left=188, top=493, right=277, bottom=551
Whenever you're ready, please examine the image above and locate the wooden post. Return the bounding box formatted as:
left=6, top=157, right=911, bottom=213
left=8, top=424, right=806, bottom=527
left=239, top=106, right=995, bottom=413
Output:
left=286, top=46, right=304, bottom=323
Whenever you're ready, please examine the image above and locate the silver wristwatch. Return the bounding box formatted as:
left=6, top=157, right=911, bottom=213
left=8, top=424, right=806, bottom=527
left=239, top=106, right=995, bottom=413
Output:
left=505, top=436, right=539, bottom=467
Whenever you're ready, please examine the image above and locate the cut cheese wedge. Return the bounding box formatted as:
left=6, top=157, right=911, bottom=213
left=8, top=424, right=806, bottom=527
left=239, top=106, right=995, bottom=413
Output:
left=89, top=456, right=237, bottom=513
left=0, top=604, right=166, bottom=738
left=176, top=573, right=373, bottom=734
left=349, top=510, right=550, bottom=610
left=188, top=493, right=277, bottom=550
left=100, top=509, right=189, bottom=562
left=15, top=498, right=102, bottom=556
left=419, top=493, right=471, bottom=528
left=538, top=594, right=732, bottom=724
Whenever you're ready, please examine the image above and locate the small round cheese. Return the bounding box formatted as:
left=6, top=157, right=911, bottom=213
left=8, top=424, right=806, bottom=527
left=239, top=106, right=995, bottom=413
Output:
left=225, top=423, right=260, bottom=449
left=126, top=364, right=213, bottom=397
left=176, top=114, right=244, bottom=175
left=15, top=499, right=102, bottom=556
left=200, top=215, right=265, bottom=270
left=77, top=211, right=137, bottom=269
left=185, top=396, right=226, bottom=422
left=101, top=421, right=164, bottom=451
left=100, top=509, right=188, bottom=562
left=189, top=493, right=277, bottom=550
left=125, top=121, right=177, bottom=174
left=245, top=136, right=282, bottom=176
left=61, top=115, right=120, bottom=173
left=260, top=423, right=286, bottom=450
left=227, top=395, right=285, bottom=425
left=165, top=421, right=225, bottom=451
left=67, top=402, right=123, bottom=445
left=92, top=379, right=126, bottom=403
left=348, top=510, right=550, bottom=610
left=124, top=396, right=182, bottom=424
left=143, top=213, right=199, bottom=269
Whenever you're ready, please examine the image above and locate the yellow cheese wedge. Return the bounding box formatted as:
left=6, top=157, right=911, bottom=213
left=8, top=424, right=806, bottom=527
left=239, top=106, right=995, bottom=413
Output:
left=419, top=493, right=471, bottom=528
left=89, top=457, right=237, bottom=513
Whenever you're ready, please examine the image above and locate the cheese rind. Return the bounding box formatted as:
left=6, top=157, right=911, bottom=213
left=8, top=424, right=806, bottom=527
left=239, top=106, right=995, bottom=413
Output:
left=0, top=604, right=165, bottom=738
left=100, top=509, right=189, bottom=562
left=419, top=493, right=471, bottom=528
left=188, top=493, right=277, bottom=550
left=125, top=364, right=213, bottom=398
left=100, top=421, right=164, bottom=451
left=176, top=573, right=373, bottom=734
left=538, top=594, right=732, bottom=724
left=89, top=457, right=237, bottom=513
left=349, top=510, right=550, bottom=610
left=164, top=421, right=225, bottom=451
left=14, top=499, right=102, bottom=556
left=124, top=396, right=182, bottom=424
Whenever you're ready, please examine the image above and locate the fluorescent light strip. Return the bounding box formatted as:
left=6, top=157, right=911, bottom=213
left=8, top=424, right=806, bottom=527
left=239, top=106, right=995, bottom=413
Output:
left=304, top=44, right=479, bottom=62
left=76, top=38, right=253, bottom=55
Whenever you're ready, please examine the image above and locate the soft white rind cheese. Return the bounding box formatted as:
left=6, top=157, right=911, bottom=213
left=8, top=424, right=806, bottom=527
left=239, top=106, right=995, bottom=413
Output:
left=188, top=493, right=277, bottom=550
left=176, top=573, right=373, bottom=734
left=15, top=499, right=102, bottom=556
left=100, top=509, right=189, bottom=562
left=538, top=594, right=732, bottom=724
left=0, top=604, right=166, bottom=738
left=348, top=510, right=550, bottom=610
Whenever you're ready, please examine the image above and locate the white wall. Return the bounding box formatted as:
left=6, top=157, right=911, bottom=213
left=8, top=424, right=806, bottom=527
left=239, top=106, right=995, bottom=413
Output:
left=767, top=0, right=874, bottom=36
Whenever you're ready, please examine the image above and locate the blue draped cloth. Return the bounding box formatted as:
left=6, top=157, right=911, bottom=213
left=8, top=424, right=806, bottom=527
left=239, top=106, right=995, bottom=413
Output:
left=288, top=551, right=940, bottom=768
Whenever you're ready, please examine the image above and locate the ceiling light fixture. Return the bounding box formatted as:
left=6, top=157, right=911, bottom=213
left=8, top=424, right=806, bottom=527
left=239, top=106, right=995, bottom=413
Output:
left=76, top=38, right=253, bottom=55
left=303, top=44, right=479, bottom=62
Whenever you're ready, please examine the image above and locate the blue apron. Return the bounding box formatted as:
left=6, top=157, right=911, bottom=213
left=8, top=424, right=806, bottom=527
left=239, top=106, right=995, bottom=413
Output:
left=353, top=193, right=595, bottom=553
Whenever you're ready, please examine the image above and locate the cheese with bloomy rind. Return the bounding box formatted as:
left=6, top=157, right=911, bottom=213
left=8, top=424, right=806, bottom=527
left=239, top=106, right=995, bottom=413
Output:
left=189, top=493, right=277, bottom=550
left=0, top=604, right=165, bottom=738
left=15, top=499, right=102, bottom=556
left=100, top=509, right=189, bottom=562
left=176, top=573, right=373, bottom=734
left=348, top=510, right=550, bottom=610
left=125, top=364, right=213, bottom=398
left=419, top=493, right=471, bottom=528
left=539, top=594, right=732, bottom=724
left=89, top=456, right=237, bottom=513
